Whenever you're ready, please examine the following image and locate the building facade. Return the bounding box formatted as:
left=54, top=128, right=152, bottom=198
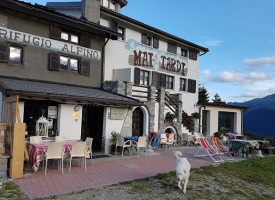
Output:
left=0, top=0, right=141, bottom=156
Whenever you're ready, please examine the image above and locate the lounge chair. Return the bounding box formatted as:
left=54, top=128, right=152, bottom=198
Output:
left=193, top=137, right=224, bottom=163
left=210, top=137, right=234, bottom=161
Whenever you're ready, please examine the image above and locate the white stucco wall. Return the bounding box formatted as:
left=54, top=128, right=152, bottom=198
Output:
left=203, top=106, right=243, bottom=136
left=57, top=104, right=82, bottom=140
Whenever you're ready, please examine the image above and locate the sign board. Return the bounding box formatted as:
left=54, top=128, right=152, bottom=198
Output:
left=0, top=26, right=101, bottom=60
left=72, top=112, right=81, bottom=119
left=48, top=106, right=57, bottom=119
left=110, top=108, right=126, bottom=120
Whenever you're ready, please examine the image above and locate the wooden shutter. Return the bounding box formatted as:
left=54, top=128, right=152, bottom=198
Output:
left=0, top=43, right=8, bottom=62
left=80, top=59, right=90, bottom=76
left=189, top=51, right=198, bottom=60
left=141, top=33, right=147, bottom=44
left=49, top=25, right=61, bottom=40
left=188, top=79, right=196, bottom=93
left=48, top=52, right=60, bottom=71
left=167, top=43, right=177, bottom=54
left=160, top=73, right=166, bottom=88
left=153, top=37, right=159, bottom=49
left=152, top=71, right=160, bottom=87
left=134, top=67, right=140, bottom=85
left=81, top=34, right=90, bottom=48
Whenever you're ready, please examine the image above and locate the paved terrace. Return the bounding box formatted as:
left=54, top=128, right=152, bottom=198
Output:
left=15, top=146, right=243, bottom=199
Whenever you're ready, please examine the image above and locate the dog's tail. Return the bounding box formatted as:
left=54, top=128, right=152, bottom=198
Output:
left=174, top=151, right=183, bottom=159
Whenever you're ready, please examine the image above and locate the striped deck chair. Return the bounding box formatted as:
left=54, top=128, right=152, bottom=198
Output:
left=210, top=137, right=234, bottom=161
left=193, top=137, right=224, bottom=163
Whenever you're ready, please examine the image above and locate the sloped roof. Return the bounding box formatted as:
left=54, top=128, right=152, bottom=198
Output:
left=0, top=76, right=142, bottom=106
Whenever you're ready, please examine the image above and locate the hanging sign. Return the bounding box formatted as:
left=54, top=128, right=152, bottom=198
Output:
left=110, top=108, right=126, bottom=120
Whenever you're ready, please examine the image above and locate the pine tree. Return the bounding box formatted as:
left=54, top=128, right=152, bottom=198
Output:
left=212, top=93, right=226, bottom=104
left=198, top=86, right=209, bottom=104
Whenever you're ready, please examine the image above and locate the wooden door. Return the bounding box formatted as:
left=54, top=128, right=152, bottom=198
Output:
left=132, top=107, right=143, bottom=137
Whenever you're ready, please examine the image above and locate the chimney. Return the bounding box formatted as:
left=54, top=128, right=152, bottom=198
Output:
left=82, top=0, right=100, bottom=24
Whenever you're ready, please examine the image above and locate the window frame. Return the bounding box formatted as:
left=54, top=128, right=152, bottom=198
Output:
left=117, top=26, right=125, bottom=41
left=181, top=48, right=188, bottom=57
left=141, top=33, right=153, bottom=46
left=140, top=69, right=150, bottom=86
left=60, top=30, right=79, bottom=44
left=166, top=75, right=174, bottom=89
left=102, top=0, right=116, bottom=11
left=59, top=55, right=79, bottom=72
left=180, top=78, right=186, bottom=91
left=8, top=45, right=23, bottom=65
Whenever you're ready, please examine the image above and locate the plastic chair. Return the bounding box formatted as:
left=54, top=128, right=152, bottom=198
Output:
left=166, top=133, right=176, bottom=152
left=55, top=136, right=67, bottom=142
left=115, top=135, right=131, bottom=157
left=159, top=133, right=167, bottom=148
left=30, top=136, right=42, bottom=144
left=132, top=136, right=147, bottom=158
left=181, top=133, right=189, bottom=146
left=68, top=142, right=87, bottom=172
left=85, top=137, right=93, bottom=161
left=44, top=142, right=64, bottom=175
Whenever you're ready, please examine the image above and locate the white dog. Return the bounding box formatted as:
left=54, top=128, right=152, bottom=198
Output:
left=174, top=151, right=191, bottom=194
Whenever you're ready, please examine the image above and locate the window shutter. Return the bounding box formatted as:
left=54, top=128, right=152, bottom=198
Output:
left=134, top=67, right=140, bottom=85
left=160, top=73, right=166, bottom=88
left=110, top=20, right=118, bottom=32
left=80, top=59, right=90, bottom=76
left=153, top=37, right=159, bottom=49
left=141, top=33, right=147, bottom=44
left=48, top=52, right=60, bottom=71
left=0, top=43, right=8, bottom=62
left=152, top=71, right=160, bottom=87
left=189, top=51, right=197, bottom=61
left=188, top=79, right=196, bottom=93
left=81, top=34, right=90, bottom=48
left=167, top=43, right=177, bottom=54
left=49, top=25, right=61, bottom=40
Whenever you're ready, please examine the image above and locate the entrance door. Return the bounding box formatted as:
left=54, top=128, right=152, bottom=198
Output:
left=132, top=107, right=143, bottom=137
left=81, top=106, right=104, bottom=152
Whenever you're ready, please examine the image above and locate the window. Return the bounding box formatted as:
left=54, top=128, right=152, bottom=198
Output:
left=102, top=0, right=116, bottom=10
left=180, top=78, right=186, bottom=91
left=48, top=52, right=90, bottom=76
left=189, top=51, right=197, bottom=60
left=166, top=75, right=174, bottom=89
left=141, top=34, right=159, bottom=48
left=9, top=46, right=23, bottom=64
left=218, top=112, right=234, bottom=133
left=60, top=31, right=79, bottom=44
left=167, top=43, right=177, bottom=54
left=0, top=43, right=23, bottom=65
left=181, top=49, right=187, bottom=57
left=187, top=79, right=196, bottom=93
left=117, top=26, right=125, bottom=41
left=60, top=56, right=78, bottom=71
left=140, top=70, right=150, bottom=85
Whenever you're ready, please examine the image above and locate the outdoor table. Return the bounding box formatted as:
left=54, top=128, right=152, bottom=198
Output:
left=28, top=141, right=73, bottom=172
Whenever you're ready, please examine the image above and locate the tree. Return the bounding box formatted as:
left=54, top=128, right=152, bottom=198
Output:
left=198, top=86, right=210, bottom=104
left=212, top=93, right=226, bottom=104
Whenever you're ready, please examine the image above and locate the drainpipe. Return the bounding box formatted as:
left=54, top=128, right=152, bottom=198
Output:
left=101, top=35, right=111, bottom=89
left=198, top=105, right=206, bottom=133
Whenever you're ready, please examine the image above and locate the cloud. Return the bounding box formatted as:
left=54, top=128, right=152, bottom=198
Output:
left=205, top=70, right=271, bottom=86
left=243, top=56, right=275, bottom=70
left=200, top=40, right=223, bottom=47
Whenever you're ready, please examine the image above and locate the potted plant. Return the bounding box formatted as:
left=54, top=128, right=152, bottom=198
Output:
left=165, top=112, right=176, bottom=122
left=191, top=112, right=201, bottom=119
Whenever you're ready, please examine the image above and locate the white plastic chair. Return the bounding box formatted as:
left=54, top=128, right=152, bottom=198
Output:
left=69, top=142, right=87, bottom=172
left=55, top=136, right=67, bottom=142
left=166, top=133, right=176, bottom=152
left=115, top=135, right=131, bottom=157
left=132, top=136, right=147, bottom=158
left=159, top=133, right=167, bottom=148
left=85, top=137, right=93, bottom=162
left=30, top=136, right=42, bottom=144
left=44, top=142, right=64, bottom=175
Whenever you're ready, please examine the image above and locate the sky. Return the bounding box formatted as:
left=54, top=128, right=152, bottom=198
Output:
left=24, top=0, right=275, bottom=103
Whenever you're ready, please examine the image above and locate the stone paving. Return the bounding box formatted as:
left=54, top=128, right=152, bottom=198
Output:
left=14, top=146, right=243, bottom=199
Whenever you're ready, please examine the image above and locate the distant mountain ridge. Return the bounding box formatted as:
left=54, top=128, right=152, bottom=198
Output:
left=228, top=94, right=275, bottom=138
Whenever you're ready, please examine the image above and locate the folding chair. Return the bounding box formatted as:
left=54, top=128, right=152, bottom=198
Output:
left=210, top=137, right=234, bottom=161
left=193, top=137, right=224, bottom=163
